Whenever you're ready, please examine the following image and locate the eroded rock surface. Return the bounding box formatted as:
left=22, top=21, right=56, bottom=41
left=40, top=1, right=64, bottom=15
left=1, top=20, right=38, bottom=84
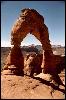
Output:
left=1, top=72, right=65, bottom=99
left=3, top=45, right=24, bottom=75
left=4, top=8, right=54, bottom=75
left=24, top=53, right=42, bottom=76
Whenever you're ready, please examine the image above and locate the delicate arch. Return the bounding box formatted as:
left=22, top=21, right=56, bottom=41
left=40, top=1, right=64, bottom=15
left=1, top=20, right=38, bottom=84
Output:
left=11, top=8, right=53, bottom=54
left=4, top=8, right=53, bottom=75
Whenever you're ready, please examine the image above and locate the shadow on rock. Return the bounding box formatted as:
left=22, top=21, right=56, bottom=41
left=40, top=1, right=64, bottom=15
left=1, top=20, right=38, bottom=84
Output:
left=31, top=76, right=65, bottom=94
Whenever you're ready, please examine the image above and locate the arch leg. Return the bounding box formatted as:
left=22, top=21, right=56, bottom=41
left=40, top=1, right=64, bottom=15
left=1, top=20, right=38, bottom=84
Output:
left=39, top=24, right=54, bottom=74
left=3, top=45, right=24, bottom=75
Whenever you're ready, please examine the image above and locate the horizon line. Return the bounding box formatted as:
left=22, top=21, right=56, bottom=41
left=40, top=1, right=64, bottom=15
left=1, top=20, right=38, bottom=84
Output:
left=1, top=44, right=65, bottom=47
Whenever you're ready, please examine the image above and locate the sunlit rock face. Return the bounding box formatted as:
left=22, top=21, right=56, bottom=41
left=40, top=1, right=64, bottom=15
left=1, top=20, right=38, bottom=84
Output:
left=3, top=8, right=54, bottom=75
left=24, top=53, right=42, bottom=76
left=3, top=45, right=24, bottom=75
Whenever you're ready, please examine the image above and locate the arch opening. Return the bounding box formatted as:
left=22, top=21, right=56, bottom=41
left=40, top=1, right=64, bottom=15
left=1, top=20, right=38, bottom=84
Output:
left=21, top=33, right=42, bottom=46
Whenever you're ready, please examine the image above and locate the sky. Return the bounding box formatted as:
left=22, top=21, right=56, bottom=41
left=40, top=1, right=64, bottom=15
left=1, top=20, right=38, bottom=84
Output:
left=1, top=1, right=65, bottom=47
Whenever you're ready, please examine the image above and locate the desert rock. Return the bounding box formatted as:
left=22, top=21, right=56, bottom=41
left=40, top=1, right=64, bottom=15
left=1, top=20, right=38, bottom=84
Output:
left=4, top=8, right=54, bottom=75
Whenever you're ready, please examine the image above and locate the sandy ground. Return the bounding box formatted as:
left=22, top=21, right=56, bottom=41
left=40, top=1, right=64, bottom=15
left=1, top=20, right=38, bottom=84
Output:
left=1, top=70, right=65, bottom=99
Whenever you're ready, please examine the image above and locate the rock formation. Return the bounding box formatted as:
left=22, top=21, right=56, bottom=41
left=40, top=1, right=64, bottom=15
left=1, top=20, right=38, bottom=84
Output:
left=3, top=45, right=24, bottom=75
left=2, top=8, right=65, bottom=99
left=3, top=8, right=54, bottom=75
left=24, top=53, right=42, bottom=76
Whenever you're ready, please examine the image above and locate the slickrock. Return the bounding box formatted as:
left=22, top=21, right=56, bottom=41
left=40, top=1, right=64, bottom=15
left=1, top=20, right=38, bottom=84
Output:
left=1, top=72, right=65, bottom=99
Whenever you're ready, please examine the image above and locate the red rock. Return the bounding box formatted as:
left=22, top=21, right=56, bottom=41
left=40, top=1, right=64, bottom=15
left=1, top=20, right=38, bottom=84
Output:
left=4, top=46, right=24, bottom=75
left=4, top=8, right=64, bottom=76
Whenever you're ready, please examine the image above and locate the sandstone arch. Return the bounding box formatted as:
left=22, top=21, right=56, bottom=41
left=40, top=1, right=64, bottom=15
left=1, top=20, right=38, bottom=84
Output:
left=11, top=8, right=52, bottom=52
left=4, top=8, right=54, bottom=75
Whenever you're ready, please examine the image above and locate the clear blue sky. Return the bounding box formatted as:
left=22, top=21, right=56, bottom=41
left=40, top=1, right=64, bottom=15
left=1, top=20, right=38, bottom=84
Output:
left=1, top=1, right=65, bottom=47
